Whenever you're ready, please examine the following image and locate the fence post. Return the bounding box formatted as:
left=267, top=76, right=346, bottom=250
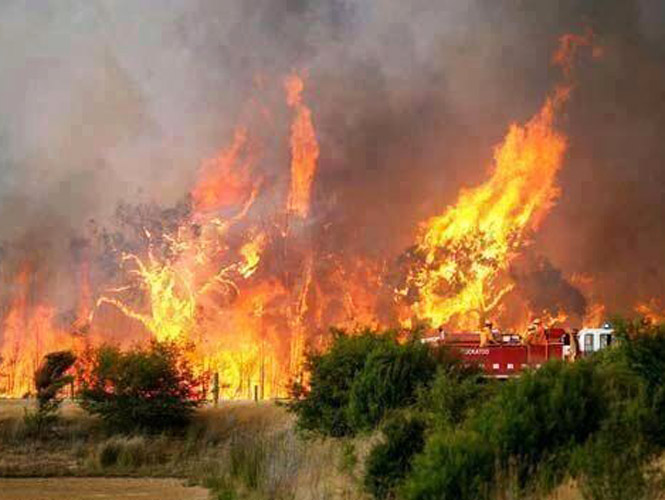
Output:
left=212, top=372, right=220, bottom=408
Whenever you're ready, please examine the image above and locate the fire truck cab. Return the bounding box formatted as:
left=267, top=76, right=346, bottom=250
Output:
left=576, top=326, right=614, bottom=355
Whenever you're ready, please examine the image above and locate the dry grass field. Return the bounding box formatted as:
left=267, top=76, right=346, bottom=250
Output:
left=0, top=398, right=369, bottom=500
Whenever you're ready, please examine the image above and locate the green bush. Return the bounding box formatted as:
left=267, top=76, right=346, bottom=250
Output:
left=423, top=364, right=490, bottom=428
left=347, top=340, right=436, bottom=431
left=570, top=326, right=665, bottom=500
left=470, top=360, right=606, bottom=489
left=401, top=429, right=494, bottom=500
left=288, top=328, right=396, bottom=436
left=78, top=342, right=204, bottom=432
left=290, top=320, right=665, bottom=500
left=574, top=422, right=650, bottom=500
left=612, top=320, right=665, bottom=390
left=613, top=321, right=665, bottom=445
left=376, top=325, right=665, bottom=500
left=404, top=359, right=614, bottom=500
left=364, top=413, right=426, bottom=500
left=402, top=325, right=665, bottom=500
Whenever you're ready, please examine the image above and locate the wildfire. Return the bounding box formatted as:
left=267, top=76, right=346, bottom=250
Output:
left=0, top=34, right=611, bottom=399
left=583, top=302, right=607, bottom=327
left=84, top=72, right=322, bottom=399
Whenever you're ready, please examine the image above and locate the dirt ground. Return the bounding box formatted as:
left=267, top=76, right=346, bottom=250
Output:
left=0, top=478, right=209, bottom=500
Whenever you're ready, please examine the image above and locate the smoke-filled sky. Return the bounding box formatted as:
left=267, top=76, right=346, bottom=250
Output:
left=1, top=0, right=665, bottom=315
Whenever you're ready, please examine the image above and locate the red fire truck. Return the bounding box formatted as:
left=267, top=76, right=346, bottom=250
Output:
left=422, top=323, right=614, bottom=378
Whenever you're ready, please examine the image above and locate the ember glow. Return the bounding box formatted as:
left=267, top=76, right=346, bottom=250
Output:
left=0, top=23, right=661, bottom=398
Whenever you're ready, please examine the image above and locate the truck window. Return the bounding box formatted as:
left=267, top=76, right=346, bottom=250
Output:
left=599, top=334, right=611, bottom=349
left=584, top=334, right=594, bottom=352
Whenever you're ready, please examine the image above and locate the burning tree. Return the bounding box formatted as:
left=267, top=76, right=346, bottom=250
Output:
left=398, top=31, right=596, bottom=333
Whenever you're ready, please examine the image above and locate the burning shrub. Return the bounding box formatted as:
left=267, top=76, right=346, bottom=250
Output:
left=77, top=341, right=204, bottom=432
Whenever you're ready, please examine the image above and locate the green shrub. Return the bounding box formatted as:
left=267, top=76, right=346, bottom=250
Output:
left=612, top=321, right=665, bottom=445
left=347, top=340, right=436, bottom=431
left=401, top=429, right=494, bottom=500
left=612, top=320, right=665, bottom=390
left=423, top=364, right=490, bottom=428
left=571, top=335, right=664, bottom=500
left=78, top=341, right=204, bottom=432
left=288, top=328, right=396, bottom=436
left=403, top=359, right=615, bottom=500
left=574, top=426, right=649, bottom=500
left=406, top=361, right=607, bottom=500
left=402, top=327, right=665, bottom=500
left=471, top=360, right=606, bottom=489
left=364, top=413, right=426, bottom=499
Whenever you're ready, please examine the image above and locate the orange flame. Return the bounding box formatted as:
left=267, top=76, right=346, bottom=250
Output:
left=0, top=265, right=75, bottom=397
left=636, top=299, right=665, bottom=324
left=285, top=72, right=320, bottom=218
left=192, top=127, right=254, bottom=213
